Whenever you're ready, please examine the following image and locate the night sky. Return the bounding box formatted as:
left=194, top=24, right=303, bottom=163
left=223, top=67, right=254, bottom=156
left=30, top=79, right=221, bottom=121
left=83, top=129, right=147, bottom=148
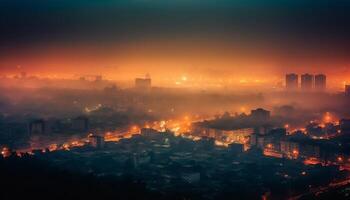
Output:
left=1, top=0, right=350, bottom=80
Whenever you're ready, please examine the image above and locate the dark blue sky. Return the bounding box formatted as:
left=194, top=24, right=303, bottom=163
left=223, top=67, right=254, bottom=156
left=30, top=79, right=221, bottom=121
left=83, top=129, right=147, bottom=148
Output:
left=1, top=0, right=349, bottom=45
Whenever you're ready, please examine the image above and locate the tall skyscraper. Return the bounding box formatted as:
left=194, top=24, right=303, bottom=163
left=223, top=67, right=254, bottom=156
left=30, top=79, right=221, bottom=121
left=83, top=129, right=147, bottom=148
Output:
left=285, top=73, right=298, bottom=90
left=301, top=73, right=314, bottom=91
left=314, top=74, right=326, bottom=91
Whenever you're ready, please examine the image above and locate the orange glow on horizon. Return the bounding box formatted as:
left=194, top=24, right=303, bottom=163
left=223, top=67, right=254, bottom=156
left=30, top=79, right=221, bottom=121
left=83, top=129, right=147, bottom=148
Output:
left=0, top=38, right=349, bottom=91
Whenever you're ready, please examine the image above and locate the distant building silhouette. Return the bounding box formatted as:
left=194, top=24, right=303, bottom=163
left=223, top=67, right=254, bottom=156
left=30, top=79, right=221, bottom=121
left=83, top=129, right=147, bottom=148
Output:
left=29, top=119, right=46, bottom=134
left=250, top=108, right=270, bottom=122
left=135, top=75, right=151, bottom=90
left=345, top=85, right=350, bottom=97
left=314, top=74, right=326, bottom=91
left=95, top=75, right=102, bottom=82
left=104, top=84, right=118, bottom=93
left=285, top=73, right=298, bottom=90
left=301, top=73, right=314, bottom=91
left=340, top=119, right=350, bottom=134
left=72, top=116, right=89, bottom=132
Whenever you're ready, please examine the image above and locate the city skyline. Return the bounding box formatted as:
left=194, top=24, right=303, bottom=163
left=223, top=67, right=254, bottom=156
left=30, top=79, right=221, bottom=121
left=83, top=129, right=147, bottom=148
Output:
left=1, top=0, right=350, bottom=88
left=1, top=70, right=348, bottom=92
left=2, top=1, right=350, bottom=199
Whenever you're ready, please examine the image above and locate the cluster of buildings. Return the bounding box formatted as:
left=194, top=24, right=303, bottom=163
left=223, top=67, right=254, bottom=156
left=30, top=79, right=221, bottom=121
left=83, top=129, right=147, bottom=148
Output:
left=285, top=73, right=326, bottom=91
left=19, top=107, right=350, bottom=170
left=284, top=73, right=350, bottom=98
left=193, top=108, right=350, bottom=170
left=28, top=116, right=90, bottom=135
left=192, top=108, right=272, bottom=150
left=3, top=107, right=350, bottom=199
left=4, top=126, right=346, bottom=199
left=0, top=72, right=113, bottom=90
left=260, top=124, right=350, bottom=168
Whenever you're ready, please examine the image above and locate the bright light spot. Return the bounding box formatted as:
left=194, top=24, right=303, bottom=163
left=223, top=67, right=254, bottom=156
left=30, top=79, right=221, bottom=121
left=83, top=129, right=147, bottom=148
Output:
left=215, top=140, right=228, bottom=147
left=240, top=107, right=246, bottom=112
left=337, top=156, right=343, bottom=162
left=239, top=79, right=247, bottom=84
left=292, top=150, right=299, bottom=155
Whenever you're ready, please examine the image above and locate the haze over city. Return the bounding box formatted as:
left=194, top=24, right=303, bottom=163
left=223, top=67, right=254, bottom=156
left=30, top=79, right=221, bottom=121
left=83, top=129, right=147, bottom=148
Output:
left=2, top=1, right=350, bottom=200
left=1, top=0, right=350, bottom=90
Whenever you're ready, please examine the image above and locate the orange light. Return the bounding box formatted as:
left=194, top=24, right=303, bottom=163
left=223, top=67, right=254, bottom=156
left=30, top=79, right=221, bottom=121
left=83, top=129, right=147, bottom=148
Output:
left=1, top=147, right=11, bottom=158
left=292, top=149, right=299, bottom=155
left=337, top=156, right=343, bottom=162
left=48, top=144, right=58, bottom=152
left=304, top=157, right=321, bottom=165
left=62, top=143, right=70, bottom=150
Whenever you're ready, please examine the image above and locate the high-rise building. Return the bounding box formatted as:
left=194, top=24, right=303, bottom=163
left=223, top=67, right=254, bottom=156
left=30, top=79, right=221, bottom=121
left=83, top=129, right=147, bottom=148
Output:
left=250, top=108, right=270, bottom=122
left=345, top=85, right=350, bottom=97
left=301, top=73, right=314, bottom=90
left=285, top=73, right=298, bottom=90
left=314, top=74, right=326, bottom=91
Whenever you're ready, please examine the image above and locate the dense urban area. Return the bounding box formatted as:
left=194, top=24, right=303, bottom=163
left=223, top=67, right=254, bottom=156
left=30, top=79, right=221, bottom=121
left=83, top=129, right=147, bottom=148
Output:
left=1, top=73, right=350, bottom=199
